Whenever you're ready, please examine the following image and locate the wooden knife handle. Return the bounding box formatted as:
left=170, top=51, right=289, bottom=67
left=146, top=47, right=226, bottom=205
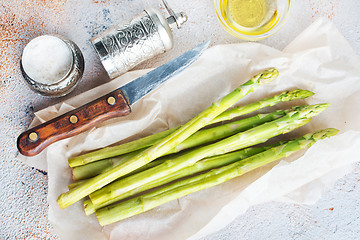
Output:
left=17, top=89, right=131, bottom=157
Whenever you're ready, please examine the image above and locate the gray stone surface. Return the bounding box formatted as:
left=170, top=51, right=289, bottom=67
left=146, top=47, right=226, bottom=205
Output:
left=0, top=0, right=359, bottom=239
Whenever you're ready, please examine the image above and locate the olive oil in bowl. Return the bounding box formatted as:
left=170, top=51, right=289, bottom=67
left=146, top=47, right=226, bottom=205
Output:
left=215, top=0, right=291, bottom=40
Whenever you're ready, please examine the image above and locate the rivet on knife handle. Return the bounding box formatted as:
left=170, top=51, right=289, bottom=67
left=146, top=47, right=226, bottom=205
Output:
left=17, top=89, right=131, bottom=157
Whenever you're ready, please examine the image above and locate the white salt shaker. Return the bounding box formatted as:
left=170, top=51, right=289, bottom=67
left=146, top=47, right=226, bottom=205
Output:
left=20, top=35, right=84, bottom=97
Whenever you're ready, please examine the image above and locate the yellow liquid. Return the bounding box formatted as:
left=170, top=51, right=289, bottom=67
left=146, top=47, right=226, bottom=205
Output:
left=220, top=0, right=278, bottom=36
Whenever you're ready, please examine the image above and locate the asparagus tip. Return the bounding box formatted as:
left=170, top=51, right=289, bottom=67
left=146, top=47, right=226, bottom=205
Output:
left=258, top=68, right=279, bottom=84
left=288, top=103, right=330, bottom=120
left=299, top=128, right=339, bottom=149
left=282, top=89, right=315, bottom=101
left=313, top=103, right=330, bottom=113
left=313, top=128, right=339, bottom=140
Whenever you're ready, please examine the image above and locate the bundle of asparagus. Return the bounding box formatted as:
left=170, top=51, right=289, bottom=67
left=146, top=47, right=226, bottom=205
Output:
left=57, top=68, right=337, bottom=227
left=96, top=128, right=338, bottom=226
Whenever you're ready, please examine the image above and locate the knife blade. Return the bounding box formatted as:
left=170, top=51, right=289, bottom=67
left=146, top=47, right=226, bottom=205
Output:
left=17, top=41, right=210, bottom=157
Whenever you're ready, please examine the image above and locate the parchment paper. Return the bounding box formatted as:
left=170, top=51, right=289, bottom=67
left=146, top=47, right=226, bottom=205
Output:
left=20, top=18, right=360, bottom=240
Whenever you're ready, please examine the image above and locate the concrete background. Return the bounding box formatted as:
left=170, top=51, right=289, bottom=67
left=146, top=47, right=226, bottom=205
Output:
left=1, top=0, right=359, bottom=239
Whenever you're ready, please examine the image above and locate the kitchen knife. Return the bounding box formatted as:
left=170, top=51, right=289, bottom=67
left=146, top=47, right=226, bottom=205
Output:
left=17, top=41, right=209, bottom=157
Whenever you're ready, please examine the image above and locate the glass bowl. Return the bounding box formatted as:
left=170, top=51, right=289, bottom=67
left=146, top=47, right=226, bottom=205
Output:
left=214, top=0, right=291, bottom=41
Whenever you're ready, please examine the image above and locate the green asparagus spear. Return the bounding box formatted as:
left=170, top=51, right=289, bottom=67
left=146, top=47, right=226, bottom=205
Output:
left=90, top=104, right=327, bottom=208
left=68, top=88, right=311, bottom=167
left=57, top=68, right=279, bottom=209
left=84, top=144, right=278, bottom=215
left=72, top=150, right=141, bottom=181
left=71, top=149, right=193, bottom=189
left=70, top=157, right=169, bottom=190
left=73, top=110, right=287, bottom=181
left=96, top=128, right=338, bottom=226
left=209, top=89, right=314, bottom=124
left=68, top=128, right=179, bottom=167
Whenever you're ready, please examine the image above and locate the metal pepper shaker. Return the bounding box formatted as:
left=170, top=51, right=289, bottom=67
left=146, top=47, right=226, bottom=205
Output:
left=91, top=0, right=187, bottom=79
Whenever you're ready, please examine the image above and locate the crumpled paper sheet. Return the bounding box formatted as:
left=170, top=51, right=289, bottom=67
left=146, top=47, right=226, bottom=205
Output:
left=20, top=18, right=360, bottom=240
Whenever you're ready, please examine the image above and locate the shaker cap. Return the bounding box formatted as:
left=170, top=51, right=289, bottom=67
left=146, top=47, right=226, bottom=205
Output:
left=162, top=0, right=188, bottom=29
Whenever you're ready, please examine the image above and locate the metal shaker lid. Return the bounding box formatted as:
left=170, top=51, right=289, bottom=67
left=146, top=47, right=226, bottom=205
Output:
left=162, top=0, right=188, bottom=29
left=146, top=8, right=174, bottom=51
left=147, top=0, right=188, bottom=51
